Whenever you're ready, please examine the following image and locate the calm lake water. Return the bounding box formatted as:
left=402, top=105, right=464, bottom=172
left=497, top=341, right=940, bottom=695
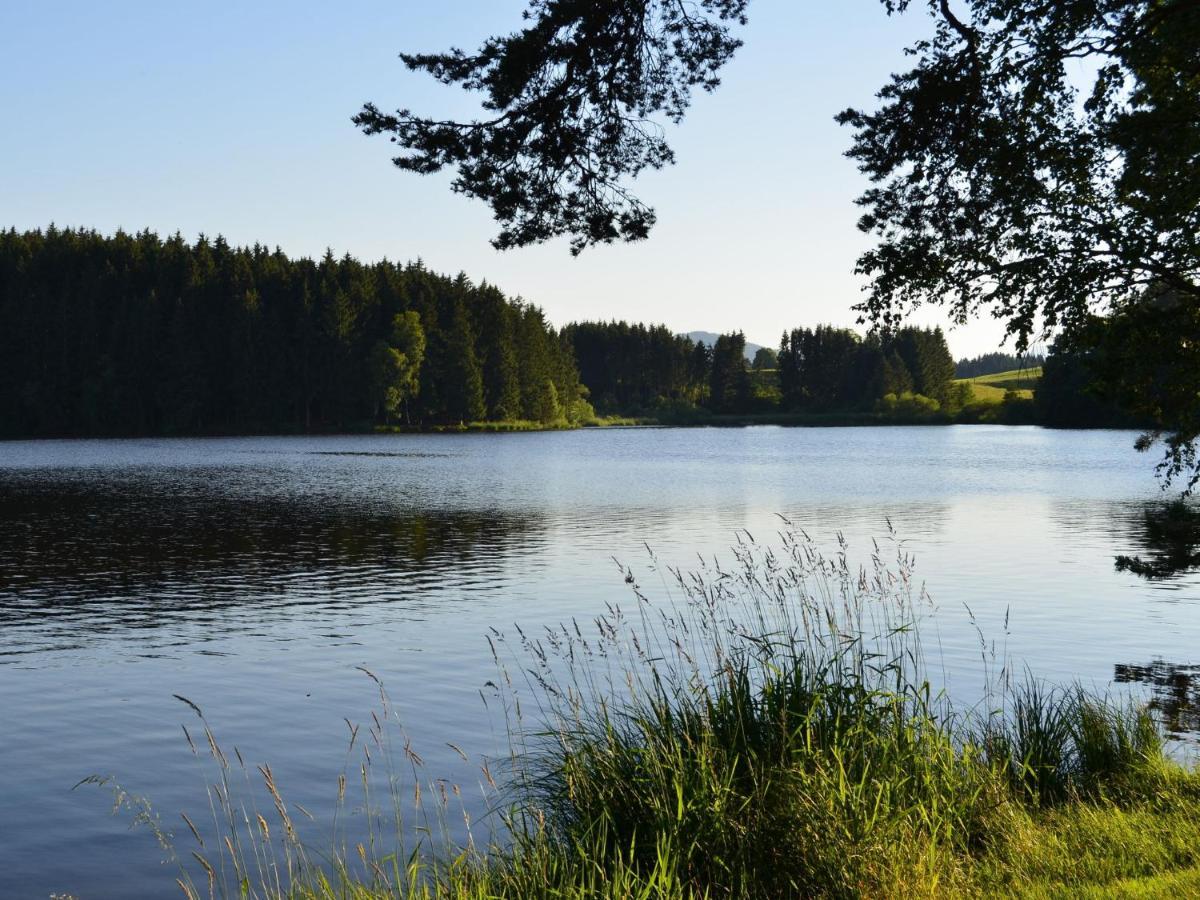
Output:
left=2, top=426, right=1199, bottom=898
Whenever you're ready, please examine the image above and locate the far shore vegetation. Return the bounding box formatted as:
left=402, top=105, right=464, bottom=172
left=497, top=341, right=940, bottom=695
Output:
left=94, top=532, right=1200, bottom=898
left=0, top=227, right=1141, bottom=442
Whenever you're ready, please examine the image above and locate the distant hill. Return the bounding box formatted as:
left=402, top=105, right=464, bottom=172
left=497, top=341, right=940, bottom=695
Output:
left=686, top=331, right=766, bottom=363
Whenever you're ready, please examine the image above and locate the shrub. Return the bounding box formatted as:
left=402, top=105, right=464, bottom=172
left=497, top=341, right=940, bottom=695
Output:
left=877, top=391, right=941, bottom=419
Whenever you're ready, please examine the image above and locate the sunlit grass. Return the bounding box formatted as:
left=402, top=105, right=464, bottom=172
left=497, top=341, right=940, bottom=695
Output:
left=957, top=367, right=1042, bottom=404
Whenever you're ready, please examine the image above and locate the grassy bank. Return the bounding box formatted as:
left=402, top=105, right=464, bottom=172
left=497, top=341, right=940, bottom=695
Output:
left=99, top=532, right=1200, bottom=898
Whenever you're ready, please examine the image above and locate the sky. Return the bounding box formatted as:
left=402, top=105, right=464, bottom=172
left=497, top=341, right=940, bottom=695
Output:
left=0, top=1, right=1022, bottom=358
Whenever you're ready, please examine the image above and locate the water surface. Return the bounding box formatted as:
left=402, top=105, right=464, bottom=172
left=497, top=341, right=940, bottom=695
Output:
left=2, top=427, right=1198, bottom=898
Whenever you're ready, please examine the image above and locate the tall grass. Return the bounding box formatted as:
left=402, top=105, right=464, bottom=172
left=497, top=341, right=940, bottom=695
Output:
left=90, top=527, right=1200, bottom=898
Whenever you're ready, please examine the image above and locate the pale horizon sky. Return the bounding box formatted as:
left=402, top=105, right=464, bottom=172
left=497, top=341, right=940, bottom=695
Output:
left=0, top=1, right=1032, bottom=358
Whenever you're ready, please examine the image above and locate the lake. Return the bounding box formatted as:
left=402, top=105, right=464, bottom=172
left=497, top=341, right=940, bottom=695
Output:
left=2, top=426, right=1198, bottom=898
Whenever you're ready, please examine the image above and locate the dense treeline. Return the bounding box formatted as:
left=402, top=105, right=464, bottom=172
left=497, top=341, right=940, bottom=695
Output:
left=561, top=324, right=778, bottom=416
left=561, top=321, right=963, bottom=419
left=956, top=351, right=1046, bottom=379
left=557, top=316, right=1135, bottom=428
left=0, top=225, right=1133, bottom=437
left=0, top=227, right=589, bottom=436
left=561, top=321, right=707, bottom=413
left=779, top=325, right=959, bottom=413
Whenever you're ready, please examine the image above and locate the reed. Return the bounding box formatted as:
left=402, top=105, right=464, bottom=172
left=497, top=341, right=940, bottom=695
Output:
left=91, top=527, right=1200, bottom=897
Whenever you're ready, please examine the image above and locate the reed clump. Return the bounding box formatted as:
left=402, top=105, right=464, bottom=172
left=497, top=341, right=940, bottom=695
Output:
left=93, top=528, right=1200, bottom=898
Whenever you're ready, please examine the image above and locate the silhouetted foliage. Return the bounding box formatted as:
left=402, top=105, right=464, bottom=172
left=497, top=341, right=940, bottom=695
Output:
left=840, top=0, right=1200, bottom=483
left=356, top=0, right=748, bottom=254
left=1035, top=347, right=1137, bottom=430
left=840, top=1, right=1200, bottom=345
left=1, top=230, right=1149, bottom=435
left=361, top=0, right=1198, bottom=328
left=0, top=227, right=587, bottom=436
left=569, top=321, right=964, bottom=419
left=1081, top=285, right=1200, bottom=491
left=778, top=326, right=863, bottom=412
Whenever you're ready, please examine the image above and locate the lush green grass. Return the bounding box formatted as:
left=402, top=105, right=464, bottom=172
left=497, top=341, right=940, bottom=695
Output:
left=957, top=367, right=1043, bottom=404
left=976, top=782, right=1200, bottom=897
left=96, top=531, right=1200, bottom=899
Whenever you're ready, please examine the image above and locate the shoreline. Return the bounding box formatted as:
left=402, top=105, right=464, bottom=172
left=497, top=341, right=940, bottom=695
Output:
left=0, top=416, right=1146, bottom=442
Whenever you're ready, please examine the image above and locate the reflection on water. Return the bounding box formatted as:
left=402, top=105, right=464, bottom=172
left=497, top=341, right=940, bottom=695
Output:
left=2, top=427, right=1200, bottom=899
left=0, top=467, right=547, bottom=656
left=1114, top=501, right=1200, bottom=580
left=1115, top=660, right=1200, bottom=738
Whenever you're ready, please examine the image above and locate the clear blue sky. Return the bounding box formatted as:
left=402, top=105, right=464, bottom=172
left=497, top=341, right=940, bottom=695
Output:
left=0, top=1, right=1019, bottom=357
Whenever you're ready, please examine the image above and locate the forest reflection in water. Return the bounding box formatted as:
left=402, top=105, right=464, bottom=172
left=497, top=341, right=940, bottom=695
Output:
left=0, top=466, right=549, bottom=656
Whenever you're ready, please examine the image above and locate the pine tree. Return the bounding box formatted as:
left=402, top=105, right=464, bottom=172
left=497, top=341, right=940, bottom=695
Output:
left=0, top=227, right=579, bottom=436
left=708, top=332, right=749, bottom=413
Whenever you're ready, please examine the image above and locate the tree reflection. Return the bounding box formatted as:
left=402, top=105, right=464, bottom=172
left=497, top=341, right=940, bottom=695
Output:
left=1115, top=501, right=1200, bottom=580
left=0, top=468, right=549, bottom=645
left=1114, top=660, right=1200, bottom=739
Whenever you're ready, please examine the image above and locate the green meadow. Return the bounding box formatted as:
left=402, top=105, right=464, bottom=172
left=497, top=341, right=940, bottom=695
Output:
left=957, top=367, right=1043, bottom=404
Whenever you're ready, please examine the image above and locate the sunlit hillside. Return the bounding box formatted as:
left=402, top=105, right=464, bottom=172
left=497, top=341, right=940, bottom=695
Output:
left=957, top=366, right=1042, bottom=403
